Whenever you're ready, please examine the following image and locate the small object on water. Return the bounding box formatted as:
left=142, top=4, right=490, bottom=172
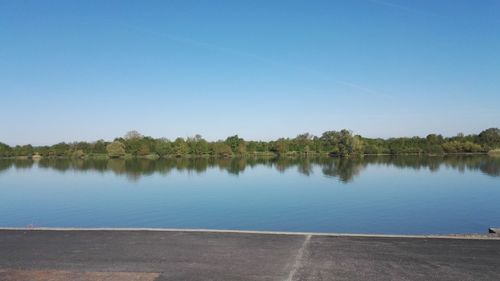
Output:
left=26, top=224, right=34, bottom=229
left=488, top=228, right=499, bottom=235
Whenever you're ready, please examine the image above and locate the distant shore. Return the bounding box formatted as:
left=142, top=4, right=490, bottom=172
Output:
left=2, top=128, right=499, bottom=160
left=0, top=151, right=494, bottom=161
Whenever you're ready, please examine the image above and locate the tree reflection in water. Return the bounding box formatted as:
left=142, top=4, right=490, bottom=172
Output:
left=0, top=155, right=499, bottom=183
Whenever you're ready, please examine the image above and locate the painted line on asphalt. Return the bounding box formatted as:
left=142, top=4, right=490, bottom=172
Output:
left=286, top=234, right=311, bottom=281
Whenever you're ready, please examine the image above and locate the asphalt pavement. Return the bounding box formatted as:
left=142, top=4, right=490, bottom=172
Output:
left=0, top=229, right=499, bottom=281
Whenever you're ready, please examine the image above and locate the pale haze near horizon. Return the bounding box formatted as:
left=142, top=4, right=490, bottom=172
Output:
left=1, top=0, right=499, bottom=146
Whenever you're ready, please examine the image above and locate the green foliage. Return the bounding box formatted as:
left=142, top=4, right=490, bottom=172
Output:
left=0, top=142, right=12, bottom=157
left=72, top=149, right=85, bottom=159
left=173, top=138, right=188, bottom=156
left=13, top=145, right=34, bottom=157
left=137, top=143, right=151, bottom=156
left=246, top=141, right=257, bottom=154
left=50, top=143, right=70, bottom=157
left=319, top=131, right=340, bottom=153
left=93, top=140, right=107, bottom=154
left=293, top=133, right=314, bottom=153
left=319, top=130, right=363, bottom=157
left=424, top=145, right=444, bottom=154
left=442, top=141, right=483, bottom=153
left=155, top=139, right=173, bottom=157
left=123, top=138, right=141, bottom=155
left=339, top=131, right=364, bottom=157
left=74, top=142, right=91, bottom=153
left=2, top=128, right=498, bottom=159
left=212, top=142, right=233, bottom=157
left=426, top=134, right=444, bottom=145
left=225, top=135, right=246, bottom=155
left=106, top=141, right=126, bottom=158
left=478, top=128, right=500, bottom=149
left=187, top=135, right=209, bottom=155
left=125, top=130, right=143, bottom=140
left=271, top=138, right=289, bottom=155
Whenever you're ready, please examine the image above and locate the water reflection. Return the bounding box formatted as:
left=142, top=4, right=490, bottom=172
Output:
left=1, top=155, right=499, bottom=183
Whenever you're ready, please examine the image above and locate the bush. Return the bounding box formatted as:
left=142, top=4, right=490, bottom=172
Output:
left=106, top=141, right=126, bottom=158
left=72, top=150, right=85, bottom=159
left=488, top=149, right=500, bottom=156
left=213, top=142, right=233, bottom=158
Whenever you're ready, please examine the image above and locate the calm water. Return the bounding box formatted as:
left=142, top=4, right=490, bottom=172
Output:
left=0, top=156, right=499, bottom=234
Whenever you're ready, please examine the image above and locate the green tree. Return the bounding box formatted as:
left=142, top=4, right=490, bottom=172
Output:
left=137, top=143, right=151, bottom=156
left=426, top=134, right=444, bottom=145
left=237, top=142, right=246, bottom=155
left=173, top=138, right=188, bottom=156
left=187, top=135, right=209, bottom=155
left=424, top=145, right=444, bottom=154
left=225, top=135, right=245, bottom=155
left=213, top=142, right=233, bottom=158
left=0, top=142, right=12, bottom=157
left=442, top=141, right=461, bottom=153
left=337, top=130, right=364, bottom=157
left=74, top=142, right=91, bottom=154
left=155, top=139, right=173, bottom=157
left=271, top=138, right=289, bottom=155
left=125, top=130, right=143, bottom=140
left=13, top=145, right=34, bottom=157
left=122, top=130, right=145, bottom=155
left=320, top=131, right=340, bottom=153
left=319, top=130, right=363, bottom=157
left=246, top=141, right=257, bottom=154
left=463, top=141, right=483, bottom=153
left=49, top=142, right=70, bottom=157
left=72, top=149, right=85, bottom=158
left=34, top=146, right=50, bottom=157
left=106, top=141, right=126, bottom=158
left=92, top=140, right=107, bottom=154
left=3, top=127, right=497, bottom=159
left=293, top=133, right=313, bottom=153
left=478, top=128, right=500, bottom=148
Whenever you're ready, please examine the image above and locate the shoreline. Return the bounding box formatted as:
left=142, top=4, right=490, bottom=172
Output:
left=1, top=227, right=499, bottom=240
left=0, top=152, right=492, bottom=160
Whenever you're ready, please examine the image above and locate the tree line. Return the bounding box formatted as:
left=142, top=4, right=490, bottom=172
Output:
left=1, top=128, right=499, bottom=159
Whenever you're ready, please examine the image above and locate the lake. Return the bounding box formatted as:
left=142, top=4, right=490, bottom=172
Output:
left=0, top=155, right=499, bottom=235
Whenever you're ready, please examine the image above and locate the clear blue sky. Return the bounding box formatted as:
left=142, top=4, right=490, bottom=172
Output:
left=1, top=0, right=499, bottom=145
